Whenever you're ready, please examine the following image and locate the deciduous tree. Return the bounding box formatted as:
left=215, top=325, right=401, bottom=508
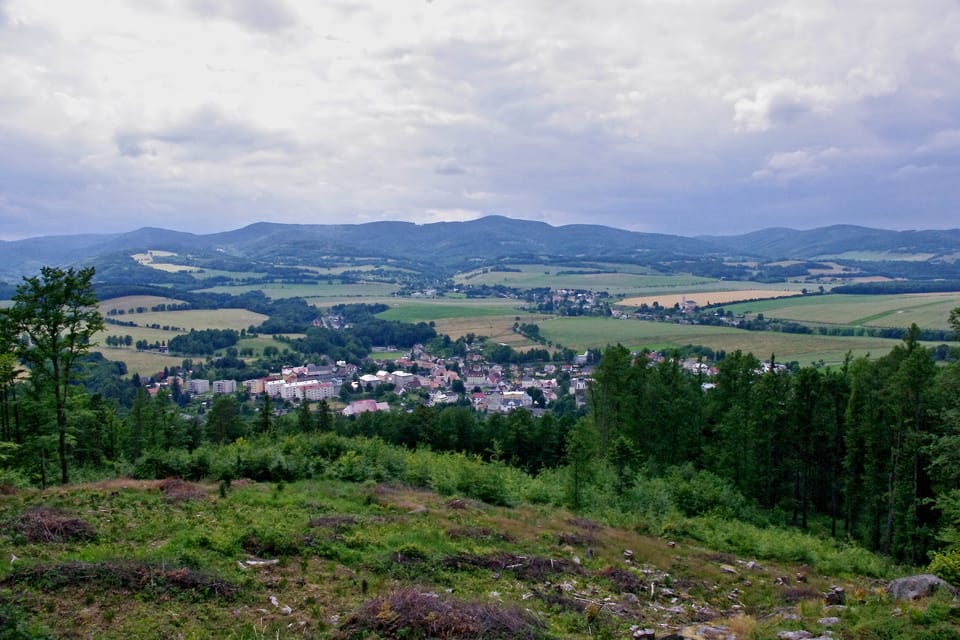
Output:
left=7, top=266, right=104, bottom=484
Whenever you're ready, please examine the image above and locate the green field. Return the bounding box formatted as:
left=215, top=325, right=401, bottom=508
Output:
left=721, top=292, right=960, bottom=329
left=540, top=316, right=916, bottom=366
left=376, top=299, right=524, bottom=322
left=195, top=282, right=400, bottom=300
left=455, top=263, right=715, bottom=294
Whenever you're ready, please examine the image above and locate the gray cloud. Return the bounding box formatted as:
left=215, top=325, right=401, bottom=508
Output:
left=114, top=105, right=298, bottom=160
left=1, top=0, right=959, bottom=239
left=185, top=0, right=297, bottom=32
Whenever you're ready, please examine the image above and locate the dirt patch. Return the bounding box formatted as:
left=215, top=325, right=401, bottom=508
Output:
left=567, top=517, right=602, bottom=530
left=780, top=586, right=820, bottom=604
left=333, top=588, right=545, bottom=640
left=10, top=507, right=96, bottom=543
left=1, top=560, right=238, bottom=599
left=157, top=478, right=207, bottom=503
left=558, top=531, right=597, bottom=547
left=309, top=515, right=358, bottom=534
left=442, top=552, right=584, bottom=581
left=599, top=567, right=646, bottom=594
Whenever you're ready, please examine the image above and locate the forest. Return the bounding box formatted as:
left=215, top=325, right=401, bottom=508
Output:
left=3, top=266, right=960, bottom=587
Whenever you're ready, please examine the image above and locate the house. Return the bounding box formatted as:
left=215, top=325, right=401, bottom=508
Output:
left=212, top=379, right=237, bottom=394
left=391, top=371, right=415, bottom=390
left=187, top=379, right=210, bottom=394
left=342, top=399, right=390, bottom=416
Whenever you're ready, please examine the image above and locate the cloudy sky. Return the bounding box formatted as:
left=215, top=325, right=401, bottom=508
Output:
left=1, top=0, right=958, bottom=240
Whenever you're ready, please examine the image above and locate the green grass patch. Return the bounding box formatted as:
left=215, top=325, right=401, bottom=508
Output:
left=540, top=316, right=911, bottom=365
left=377, top=299, right=522, bottom=322
left=722, top=293, right=960, bottom=329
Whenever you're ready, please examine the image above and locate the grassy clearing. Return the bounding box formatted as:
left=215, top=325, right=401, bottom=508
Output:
left=97, top=348, right=185, bottom=377
left=722, top=293, right=960, bottom=329
left=1, top=473, right=944, bottom=640
left=540, top=317, right=910, bottom=365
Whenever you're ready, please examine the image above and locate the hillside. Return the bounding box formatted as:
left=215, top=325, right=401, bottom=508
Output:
left=700, top=225, right=960, bottom=261
left=2, top=475, right=955, bottom=640
left=4, top=217, right=960, bottom=284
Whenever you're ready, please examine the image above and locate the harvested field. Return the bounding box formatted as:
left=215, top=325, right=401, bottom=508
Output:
left=620, top=289, right=802, bottom=309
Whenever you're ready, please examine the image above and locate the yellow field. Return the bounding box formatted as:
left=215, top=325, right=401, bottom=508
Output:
left=619, top=289, right=802, bottom=309
left=99, top=296, right=185, bottom=314
left=432, top=313, right=554, bottom=349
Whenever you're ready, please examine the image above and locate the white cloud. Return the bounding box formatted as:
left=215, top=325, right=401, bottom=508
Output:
left=752, top=149, right=828, bottom=181
left=0, top=0, right=959, bottom=238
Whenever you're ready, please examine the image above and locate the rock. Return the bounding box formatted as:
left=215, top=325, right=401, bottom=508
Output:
left=887, top=574, right=959, bottom=601
left=630, top=626, right=655, bottom=639
left=681, top=625, right=736, bottom=639
left=777, top=631, right=812, bottom=640
left=624, top=549, right=635, bottom=560
left=817, top=617, right=841, bottom=626
left=823, top=586, right=846, bottom=605
left=719, top=564, right=738, bottom=575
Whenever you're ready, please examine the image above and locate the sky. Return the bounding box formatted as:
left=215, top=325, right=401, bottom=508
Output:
left=1, top=0, right=959, bottom=240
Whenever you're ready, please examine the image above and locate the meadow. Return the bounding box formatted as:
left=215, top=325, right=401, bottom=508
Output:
left=620, top=289, right=803, bottom=310
left=539, top=317, right=912, bottom=366
left=721, top=292, right=960, bottom=330
left=454, top=264, right=716, bottom=294
left=195, top=281, right=401, bottom=301
left=2, top=441, right=943, bottom=640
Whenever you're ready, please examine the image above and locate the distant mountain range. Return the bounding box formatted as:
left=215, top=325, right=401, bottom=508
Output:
left=1, top=216, right=958, bottom=283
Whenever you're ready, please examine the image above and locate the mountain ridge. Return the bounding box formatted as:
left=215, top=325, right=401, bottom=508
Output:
left=1, top=216, right=958, bottom=281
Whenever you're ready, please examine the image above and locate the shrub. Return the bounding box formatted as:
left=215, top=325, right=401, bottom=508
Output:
left=929, top=547, right=960, bottom=587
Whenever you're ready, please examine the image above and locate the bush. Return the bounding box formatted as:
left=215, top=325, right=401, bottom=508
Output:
left=929, top=547, right=960, bottom=587
left=666, top=464, right=747, bottom=518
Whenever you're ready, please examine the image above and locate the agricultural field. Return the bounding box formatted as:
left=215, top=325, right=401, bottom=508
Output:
left=195, top=281, right=400, bottom=300
left=721, top=293, right=960, bottom=330
left=132, top=251, right=265, bottom=279
left=98, top=347, right=186, bottom=377
left=376, top=298, right=549, bottom=348
left=619, top=289, right=803, bottom=310
left=539, top=316, right=915, bottom=366
left=99, top=295, right=186, bottom=315
left=455, top=264, right=714, bottom=294
left=376, top=299, right=524, bottom=323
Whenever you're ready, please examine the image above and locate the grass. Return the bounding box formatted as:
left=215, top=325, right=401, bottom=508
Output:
left=99, top=295, right=186, bottom=315
left=620, top=289, right=804, bottom=309
left=376, top=299, right=524, bottom=322
left=540, top=317, right=913, bottom=365
left=194, top=282, right=401, bottom=300
left=454, top=264, right=716, bottom=294
left=722, top=293, right=960, bottom=330
left=0, top=471, right=953, bottom=639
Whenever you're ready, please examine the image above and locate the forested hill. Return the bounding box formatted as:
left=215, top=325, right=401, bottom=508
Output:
left=2, top=216, right=959, bottom=280
left=700, top=225, right=960, bottom=260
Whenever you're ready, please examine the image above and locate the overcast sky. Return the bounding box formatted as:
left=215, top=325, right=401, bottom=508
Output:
left=1, top=0, right=959, bottom=240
